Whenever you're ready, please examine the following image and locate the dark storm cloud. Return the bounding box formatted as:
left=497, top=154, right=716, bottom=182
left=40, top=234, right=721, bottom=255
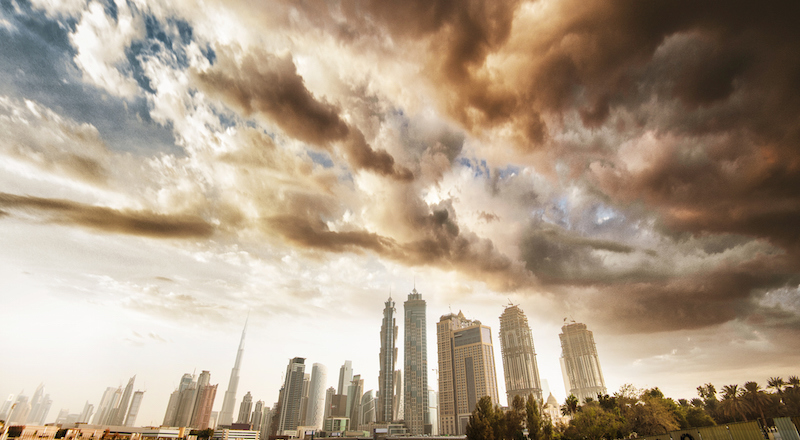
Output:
left=193, top=47, right=412, bottom=180
left=265, top=201, right=532, bottom=291
left=519, top=221, right=642, bottom=284
left=0, top=193, right=214, bottom=239
left=586, top=255, right=800, bottom=333
left=0, top=3, right=178, bottom=156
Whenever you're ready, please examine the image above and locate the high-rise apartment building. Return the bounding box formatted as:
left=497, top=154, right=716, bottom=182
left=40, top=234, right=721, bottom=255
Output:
left=559, top=321, right=606, bottom=402
left=277, top=357, right=306, bottom=434
left=219, top=320, right=248, bottom=427
left=437, top=311, right=500, bottom=436
left=499, top=305, right=543, bottom=405
left=378, top=295, right=398, bottom=423
left=305, top=363, right=327, bottom=429
left=404, top=288, right=430, bottom=435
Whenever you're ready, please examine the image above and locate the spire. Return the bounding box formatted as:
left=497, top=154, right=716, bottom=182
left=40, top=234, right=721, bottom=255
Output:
left=218, top=319, right=247, bottom=426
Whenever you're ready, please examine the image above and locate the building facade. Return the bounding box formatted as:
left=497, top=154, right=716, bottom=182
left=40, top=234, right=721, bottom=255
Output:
left=305, top=363, right=327, bottom=430
left=559, top=321, right=607, bottom=402
left=277, top=357, right=306, bottom=434
left=337, top=361, right=353, bottom=396
left=377, top=296, right=398, bottom=423
left=403, top=288, right=430, bottom=435
left=499, top=305, right=543, bottom=405
left=437, top=311, right=500, bottom=436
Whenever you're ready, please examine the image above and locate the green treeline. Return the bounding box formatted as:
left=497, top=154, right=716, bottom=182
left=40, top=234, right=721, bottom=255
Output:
left=466, top=376, right=800, bottom=440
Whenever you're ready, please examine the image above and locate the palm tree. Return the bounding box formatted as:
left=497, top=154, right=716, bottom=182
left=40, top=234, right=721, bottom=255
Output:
left=768, top=377, right=786, bottom=405
left=720, top=384, right=749, bottom=422
left=561, top=394, right=579, bottom=417
left=743, top=381, right=770, bottom=427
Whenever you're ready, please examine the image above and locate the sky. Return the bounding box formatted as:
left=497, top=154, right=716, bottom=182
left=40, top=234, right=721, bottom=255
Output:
left=2, top=0, right=800, bottom=429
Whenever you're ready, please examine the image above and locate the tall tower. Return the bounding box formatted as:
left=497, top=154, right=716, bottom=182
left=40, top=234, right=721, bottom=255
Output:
left=347, top=375, right=364, bottom=430
left=191, top=371, right=217, bottom=429
left=124, top=391, right=145, bottom=427
left=219, top=319, right=248, bottom=426
left=437, top=311, right=500, bottom=436
left=305, top=363, right=327, bottom=430
left=93, top=387, right=118, bottom=425
left=404, top=288, right=429, bottom=435
left=278, top=357, right=307, bottom=434
left=499, top=304, right=543, bottom=405
left=238, top=392, right=253, bottom=425
left=559, top=321, right=607, bottom=402
left=337, top=361, right=353, bottom=396
left=111, top=376, right=136, bottom=425
left=78, top=402, right=94, bottom=424
left=377, top=295, right=398, bottom=423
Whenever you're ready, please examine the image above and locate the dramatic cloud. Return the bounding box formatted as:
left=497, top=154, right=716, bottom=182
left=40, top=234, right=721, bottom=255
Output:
left=4, top=0, right=800, bottom=424
left=193, top=47, right=413, bottom=180
left=0, top=193, right=214, bottom=239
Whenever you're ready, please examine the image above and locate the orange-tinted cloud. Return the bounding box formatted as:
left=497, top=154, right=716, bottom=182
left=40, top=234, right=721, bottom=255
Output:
left=0, top=193, right=214, bottom=239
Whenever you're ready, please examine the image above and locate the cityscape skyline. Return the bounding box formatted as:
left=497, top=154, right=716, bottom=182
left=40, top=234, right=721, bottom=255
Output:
left=4, top=290, right=793, bottom=431
left=3, top=0, right=800, bottom=433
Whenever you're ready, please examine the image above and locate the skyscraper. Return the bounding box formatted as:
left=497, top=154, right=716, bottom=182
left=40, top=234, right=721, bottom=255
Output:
left=174, top=380, right=199, bottom=427
left=337, top=361, right=353, bottom=396
left=124, top=391, right=145, bottom=427
left=277, top=357, right=306, bottom=434
left=191, top=371, right=217, bottom=429
left=499, top=304, right=543, bottom=405
left=404, top=287, right=430, bottom=435
left=111, top=376, right=136, bottom=425
left=251, top=400, right=264, bottom=431
left=323, top=387, right=335, bottom=420
left=377, top=295, right=398, bottom=423
left=392, top=370, right=403, bottom=422
left=238, top=392, right=253, bottom=425
left=437, top=311, right=500, bottom=436
left=78, top=402, right=94, bottom=424
left=191, top=371, right=212, bottom=426
left=299, top=374, right=311, bottom=426
left=347, top=375, right=364, bottom=430
left=94, top=387, right=118, bottom=425
left=359, top=390, right=375, bottom=428
left=559, top=320, right=607, bottom=402
left=219, top=320, right=247, bottom=427
left=305, top=363, right=327, bottom=430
